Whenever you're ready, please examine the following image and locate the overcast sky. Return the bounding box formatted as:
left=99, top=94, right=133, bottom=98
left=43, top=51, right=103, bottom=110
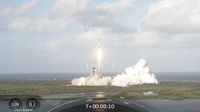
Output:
left=0, top=0, right=200, bottom=73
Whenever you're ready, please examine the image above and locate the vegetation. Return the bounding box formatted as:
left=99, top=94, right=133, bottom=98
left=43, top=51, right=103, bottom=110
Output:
left=0, top=80, right=200, bottom=100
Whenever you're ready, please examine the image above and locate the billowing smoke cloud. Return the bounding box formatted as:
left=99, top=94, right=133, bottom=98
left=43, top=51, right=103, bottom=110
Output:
left=112, top=59, right=158, bottom=87
left=71, top=73, right=112, bottom=86
left=71, top=59, right=158, bottom=87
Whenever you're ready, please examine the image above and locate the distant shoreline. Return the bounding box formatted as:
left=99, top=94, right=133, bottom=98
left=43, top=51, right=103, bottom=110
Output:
left=0, top=72, right=200, bottom=81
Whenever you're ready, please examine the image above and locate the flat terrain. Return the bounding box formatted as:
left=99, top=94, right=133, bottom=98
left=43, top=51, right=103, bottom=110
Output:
left=0, top=80, right=200, bottom=99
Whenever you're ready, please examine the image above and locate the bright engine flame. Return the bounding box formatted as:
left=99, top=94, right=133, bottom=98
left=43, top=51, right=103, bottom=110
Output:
left=97, top=47, right=102, bottom=70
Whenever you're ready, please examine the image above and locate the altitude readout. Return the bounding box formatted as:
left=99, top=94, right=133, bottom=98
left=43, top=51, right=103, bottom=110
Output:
left=85, top=103, right=115, bottom=109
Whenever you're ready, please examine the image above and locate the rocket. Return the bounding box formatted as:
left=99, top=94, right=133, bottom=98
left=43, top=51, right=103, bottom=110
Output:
left=98, top=38, right=101, bottom=48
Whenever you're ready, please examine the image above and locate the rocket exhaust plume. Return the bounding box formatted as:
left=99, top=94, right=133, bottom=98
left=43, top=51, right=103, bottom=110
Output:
left=97, top=38, right=102, bottom=76
left=112, top=59, right=158, bottom=87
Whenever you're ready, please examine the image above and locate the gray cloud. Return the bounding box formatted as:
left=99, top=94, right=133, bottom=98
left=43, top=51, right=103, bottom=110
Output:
left=97, top=0, right=136, bottom=13
left=131, top=0, right=200, bottom=48
left=142, top=0, right=200, bottom=34
left=3, top=0, right=134, bottom=34
left=14, top=0, right=38, bottom=16
left=0, top=0, right=38, bottom=16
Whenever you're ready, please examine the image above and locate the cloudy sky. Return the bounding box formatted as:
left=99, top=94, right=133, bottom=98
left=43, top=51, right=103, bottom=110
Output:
left=0, top=0, right=200, bottom=73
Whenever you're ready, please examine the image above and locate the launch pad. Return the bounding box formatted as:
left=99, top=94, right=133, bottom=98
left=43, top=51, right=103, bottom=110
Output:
left=71, top=37, right=158, bottom=87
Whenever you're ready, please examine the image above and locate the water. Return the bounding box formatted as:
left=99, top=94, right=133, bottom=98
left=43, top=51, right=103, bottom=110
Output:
left=0, top=72, right=200, bottom=81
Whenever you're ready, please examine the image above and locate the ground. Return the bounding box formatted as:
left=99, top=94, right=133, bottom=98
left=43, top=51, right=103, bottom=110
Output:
left=0, top=80, right=200, bottom=99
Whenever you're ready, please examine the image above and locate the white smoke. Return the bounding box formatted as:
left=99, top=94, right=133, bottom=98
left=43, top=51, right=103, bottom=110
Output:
left=71, top=73, right=112, bottom=86
left=112, top=59, right=158, bottom=87
left=71, top=59, right=158, bottom=87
